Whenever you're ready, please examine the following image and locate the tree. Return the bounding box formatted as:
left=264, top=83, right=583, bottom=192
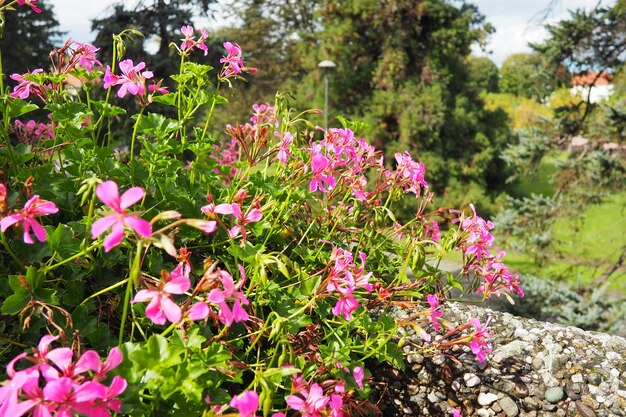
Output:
left=532, top=0, right=626, bottom=134
left=498, top=52, right=567, bottom=100
left=281, top=0, right=511, bottom=211
left=0, top=0, right=63, bottom=83
left=466, top=55, right=499, bottom=93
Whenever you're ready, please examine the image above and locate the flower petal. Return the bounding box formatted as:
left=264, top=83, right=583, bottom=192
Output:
left=96, top=181, right=121, bottom=212
left=119, top=187, right=145, bottom=210
left=123, top=216, right=152, bottom=237
left=91, top=216, right=118, bottom=239
left=103, top=223, right=125, bottom=252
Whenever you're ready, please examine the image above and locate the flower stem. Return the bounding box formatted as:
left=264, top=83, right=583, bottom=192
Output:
left=42, top=242, right=99, bottom=273
left=119, top=242, right=143, bottom=345
left=130, top=107, right=145, bottom=180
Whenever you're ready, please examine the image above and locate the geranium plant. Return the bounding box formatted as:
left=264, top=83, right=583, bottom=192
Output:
left=0, top=4, right=522, bottom=417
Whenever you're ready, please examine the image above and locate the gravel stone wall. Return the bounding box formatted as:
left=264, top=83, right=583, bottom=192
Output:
left=371, top=303, right=626, bottom=417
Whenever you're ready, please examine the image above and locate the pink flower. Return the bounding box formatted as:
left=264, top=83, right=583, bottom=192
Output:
left=353, top=366, right=364, bottom=389
left=91, top=181, right=152, bottom=252
left=220, top=42, right=257, bottom=77
left=286, top=383, right=329, bottom=416
left=275, top=131, right=293, bottom=164
left=206, top=268, right=249, bottom=326
left=1, top=195, right=58, bottom=244
left=133, top=263, right=191, bottom=325
left=17, top=0, right=41, bottom=13
left=73, top=42, right=102, bottom=71
left=456, top=204, right=494, bottom=261
left=210, top=201, right=262, bottom=243
left=179, top=25, right=208, bottom=55
left=389, top=151, right=428, bottom=195
left=230, top=390, right=259, bottom=417
left=10, top=69, right=44, bottom=99
left=331, top=295, right=359, bottom=320
left=427, top=294, right=442, bottom=332
left=220, top=42, right=244, bottom=76
left=469, top=317, right=493, bottom=363
left=103, top=59, right=153, bottom=98
left=451, top=407, right=462, bottom=417
left=329, top=394, right=345, bottom=417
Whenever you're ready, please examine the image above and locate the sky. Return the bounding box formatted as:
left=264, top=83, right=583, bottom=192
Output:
left=50, top=0, right=612, bottom=67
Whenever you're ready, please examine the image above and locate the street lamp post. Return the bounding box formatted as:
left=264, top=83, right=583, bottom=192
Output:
left=318, top=60, right=336, bottom=130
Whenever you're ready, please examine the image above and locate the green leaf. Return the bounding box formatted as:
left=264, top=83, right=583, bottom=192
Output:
left=1, top=292, right=29, bottom=315
left=24, top=266, right=45, bottom=291
left=150, top=93, right=177, bottom=106
left=7, top=99, right=39, bottom=117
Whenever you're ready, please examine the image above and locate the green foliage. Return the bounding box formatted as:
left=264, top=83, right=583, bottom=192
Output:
left=498, top=52, right=566, bottom=100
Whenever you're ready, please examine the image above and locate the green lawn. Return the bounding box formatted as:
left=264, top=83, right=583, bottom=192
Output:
left=502, top=155, right=626, bottom=292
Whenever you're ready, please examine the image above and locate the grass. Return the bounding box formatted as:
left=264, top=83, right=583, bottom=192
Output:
left=502, top=155, right=626, bottom=293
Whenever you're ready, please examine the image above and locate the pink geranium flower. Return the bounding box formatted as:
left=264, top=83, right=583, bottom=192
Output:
left=230, top=390, right=259, bottom=417
left=133, top=263, right=191, bottom=325
left=427, top=294, right=443, bottom=331
left=469, top=317, right=493, bottom=363
left=179, top=25, right=208, bottom=55
left=17, top=0, right=41, bottom=13
left=1, top=195, right=58, bottom=244
left=103, top=59, right=153, bottom=98
left=286, top=383, right=330, bottom=416
left=73, top=42, right=102, bottom=71
left=353, top=366, right=364, bottom=389
left=91, top=180, right=152, bottom=252
left=220, top=42, right=257, bottom=78
left=10, top=69, right=45, bottom=99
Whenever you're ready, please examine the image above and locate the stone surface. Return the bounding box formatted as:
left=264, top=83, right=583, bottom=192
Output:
left=370, top=302, right=626, bottom=417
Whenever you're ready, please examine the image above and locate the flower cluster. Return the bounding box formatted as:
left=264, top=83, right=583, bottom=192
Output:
left=0, top=335, right=126, bottom=417
left=219, top=42, right=257, bottom=78
left=10, top=69, right=47, bottom=100
left=307, top=127, right=382, bottom=199
left=104, top=59, right=166, bottom=101
left=0, top=195, right=58, bottom=244
left=179, top=25, right=209, bottom=56
left=326, top=248, right=374, bottom=320
left=385, top=151, right=429, bottom=195
left=468, top=317, right=493, bottom=363
left=209, top=137, right=240, bottom=179
left=132, top=259, right=251, bottom=328
left=455, top=204, right=523, bottom=299
left=283, top=371, right=363, bottom=417
left=12, top=120, right=54, bottom=144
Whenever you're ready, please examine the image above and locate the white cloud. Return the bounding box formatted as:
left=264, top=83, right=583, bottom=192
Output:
left=472, top=0, right=616, bottom=65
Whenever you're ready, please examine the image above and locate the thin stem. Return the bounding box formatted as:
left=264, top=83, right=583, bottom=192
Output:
left=119, top=242, right=143, bottom=345
left=199, top=80, right=221, bottom=143
left=77, top=278, right=129, bottom=308
left=130, top=107, right=145, bottom=179
left=42, top=242, right=99, bottom=273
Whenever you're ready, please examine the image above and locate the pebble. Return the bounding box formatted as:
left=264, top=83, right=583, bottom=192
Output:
left=545, top=386, right=565, bottom=403
left=477, top=392, right=499, bottom=406
left=571, top=373, right=584, bottom=383
left=463, top=373, right=481, bottom=387
left=498, top=396, right=519, bottom=417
